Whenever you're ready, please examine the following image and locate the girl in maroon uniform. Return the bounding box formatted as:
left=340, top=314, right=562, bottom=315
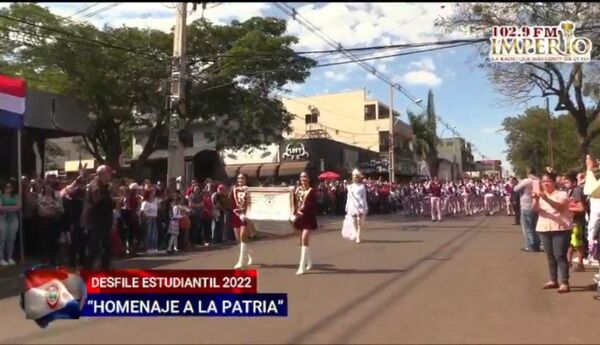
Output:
left=232, top=174, right=254, bottom=269
left=290, top=171, right=318, bottom=275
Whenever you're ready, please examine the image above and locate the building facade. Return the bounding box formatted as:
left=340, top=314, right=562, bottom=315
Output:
left=436, top=137, right=475, bottom=180
left=223, top=138, right=379, bottom=183
left=282, top=89, right=417, bottom=180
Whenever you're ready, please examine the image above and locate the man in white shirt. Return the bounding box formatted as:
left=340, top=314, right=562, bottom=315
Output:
left=513, top=167, right=541, bottom=252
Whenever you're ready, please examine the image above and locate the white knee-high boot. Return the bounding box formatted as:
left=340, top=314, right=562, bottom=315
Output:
left=305, top=246, right=312, bottom=271
left=297, top=245, right=307, bottom=275
left=247, top=246, right=253, bottom=266
left=234, top=242, right=248, bottom=269
left=355, top=217, right=362, bottom=243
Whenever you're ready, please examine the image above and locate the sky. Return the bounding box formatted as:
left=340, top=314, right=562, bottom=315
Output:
left=1, top=2, right=552, bottom=174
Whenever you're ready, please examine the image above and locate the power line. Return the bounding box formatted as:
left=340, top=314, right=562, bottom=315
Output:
left=79, top=3, right=120, bottom=20
left=275, top=2, right=490, bottom=160
left=66, top=3, right=100, bottom=19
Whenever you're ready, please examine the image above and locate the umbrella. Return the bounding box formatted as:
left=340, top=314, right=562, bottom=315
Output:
left=319, top=171, right=340, bottom=180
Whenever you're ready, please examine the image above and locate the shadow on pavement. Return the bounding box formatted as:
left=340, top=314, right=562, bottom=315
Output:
left=257, top=263, right=406, bottom=275
left=287, top=216, right=489, bottom=344
left=361, top=239, right=424, bottom=244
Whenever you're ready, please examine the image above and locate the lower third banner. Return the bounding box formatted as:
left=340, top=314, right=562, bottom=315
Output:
left=81, top=293, right=287, bottom=317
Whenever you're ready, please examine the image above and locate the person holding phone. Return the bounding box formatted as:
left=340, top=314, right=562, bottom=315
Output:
left=514, top=167, right=542, bottom=252
left=533, top=171, right=572, bottom=293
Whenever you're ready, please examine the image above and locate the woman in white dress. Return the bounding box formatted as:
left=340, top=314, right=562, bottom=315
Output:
left=346, top=169, right=369, bottom=243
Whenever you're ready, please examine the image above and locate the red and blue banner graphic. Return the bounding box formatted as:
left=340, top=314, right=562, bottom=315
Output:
left=22, top=267, right=287, bottom=327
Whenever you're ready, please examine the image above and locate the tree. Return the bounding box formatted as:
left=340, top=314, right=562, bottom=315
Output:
left=407, top=111, right=438, bottom=177
left=0, top=3, right=316, bottom=172
left=501, top=106, right=600, bottom=176
left=436, top=3, right=600, bottom=161
left=0, top=3, right=172, bottom=170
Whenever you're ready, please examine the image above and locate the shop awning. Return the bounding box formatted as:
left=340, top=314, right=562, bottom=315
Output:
left=279, top=161, right=310, bottom=177
left=225, top=165, right=241, bottom=178
left=238, top=164, right=261, bottom=179
left=259, top=163, right=279, bottom=178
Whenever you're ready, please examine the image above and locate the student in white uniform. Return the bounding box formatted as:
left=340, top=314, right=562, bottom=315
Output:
left=346, top=169, right=369, bottom=243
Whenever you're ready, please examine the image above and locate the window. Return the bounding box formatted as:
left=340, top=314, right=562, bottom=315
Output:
left=446, top=141, right=454, bottom=146
left=379, top=131, right=390, bottom=152
left=305, top=113, right=318, bottom=124
left=378, top=104, right=390, bottom=119
left=364, top=104, right=376, bottom=120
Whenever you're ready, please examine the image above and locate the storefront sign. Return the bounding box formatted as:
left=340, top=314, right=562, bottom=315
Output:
left=246, top=187, right=294, bottom=221
left=282, top=143, right=309, bottom=160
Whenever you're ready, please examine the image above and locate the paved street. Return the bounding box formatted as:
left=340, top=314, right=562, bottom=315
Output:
left=1, top=213, right=599, bottom=344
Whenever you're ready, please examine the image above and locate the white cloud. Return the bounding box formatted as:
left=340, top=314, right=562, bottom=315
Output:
left=481, top=127, right=500, bottom=134
left=401, top=70, right=442, bottom=87
left=285, top=2, right=462, bottom=53
left=410, top=57, right=435, bottom=72
left=324, top=70, right=349, bottom=82
left=35, top=2, right=269, bottom=32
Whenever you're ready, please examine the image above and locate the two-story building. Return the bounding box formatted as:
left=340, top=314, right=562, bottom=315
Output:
left=282, top=89, right=417, bottom=181
left=436, top=137, right=476, bottom=180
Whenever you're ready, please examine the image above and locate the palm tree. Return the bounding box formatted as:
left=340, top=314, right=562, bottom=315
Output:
left=407, top=110, right=438, bottom=177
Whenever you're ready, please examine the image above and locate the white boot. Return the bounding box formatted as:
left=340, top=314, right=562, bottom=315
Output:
left=247, top=246, right=253, bottom=266
left=234, top=242, right=248, bottom=269
left=305, top=246, right=312, bottom=271
left=296, top=246, right=307, bottom=275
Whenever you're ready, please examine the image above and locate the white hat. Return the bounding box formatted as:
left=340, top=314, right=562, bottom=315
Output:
left=129, top=183, right=140, bottom=190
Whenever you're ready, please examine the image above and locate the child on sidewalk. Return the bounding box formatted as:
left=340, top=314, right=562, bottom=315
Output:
left=167, top=193, right=189, bottom=254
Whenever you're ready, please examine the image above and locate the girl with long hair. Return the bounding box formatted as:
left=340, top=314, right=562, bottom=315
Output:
left=0, top=181, right=20, bottom=266
left=290, top=171, right=318, bottom=275
left=232, top=174, right=254, bottom=269
left=140, top=189, right=159, bottom=254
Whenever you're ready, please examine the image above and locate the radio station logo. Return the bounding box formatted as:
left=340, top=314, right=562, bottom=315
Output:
left=490, top=21, right=592, bottom=63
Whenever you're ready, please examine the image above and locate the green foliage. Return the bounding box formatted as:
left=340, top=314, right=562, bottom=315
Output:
left=502, top=106, right=600, bottom=176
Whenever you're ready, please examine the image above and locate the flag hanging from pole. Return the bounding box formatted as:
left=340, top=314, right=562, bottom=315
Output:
left=0, top=74, right=26, bottom=129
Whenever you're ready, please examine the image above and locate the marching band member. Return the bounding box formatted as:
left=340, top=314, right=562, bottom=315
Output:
left=290, top=171, right=318, bottom=275
left=346, top=169, right=369, bottom=243
left=232, top=174, right=254, bottom=269
left=428, top=177, right=442, bottom=222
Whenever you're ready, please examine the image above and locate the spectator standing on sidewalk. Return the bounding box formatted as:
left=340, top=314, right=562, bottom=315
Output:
left=37, top=182, right=64, bottom=265
left=211, top=184, right=228, bottom=245
left=0, top=180, right=21, bottom=266
left=81, top=165, right=114, bottom=270
left=534, top=171, right=572, bottom=293
left=514, top=167, right=541, bottom=252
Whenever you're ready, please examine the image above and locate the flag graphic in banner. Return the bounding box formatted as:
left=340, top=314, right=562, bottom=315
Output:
left=21, top=268, right=87, bottom=328
left=0, top=74, right=26, bottom=128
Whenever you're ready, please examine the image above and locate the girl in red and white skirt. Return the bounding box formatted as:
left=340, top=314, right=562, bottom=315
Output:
left=290, top=171, right=318, bottom=275
left=232, top=174, right=254, bottom=269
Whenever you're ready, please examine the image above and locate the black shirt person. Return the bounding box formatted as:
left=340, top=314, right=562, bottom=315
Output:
left=81, top=165, right=114, bottom=270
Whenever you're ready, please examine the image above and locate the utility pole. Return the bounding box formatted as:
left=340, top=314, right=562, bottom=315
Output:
left=546, top=97, right=554, bottom=168
left=389, top=85, right=395, bottom=183
left=167, top=2, right=188, bottom=189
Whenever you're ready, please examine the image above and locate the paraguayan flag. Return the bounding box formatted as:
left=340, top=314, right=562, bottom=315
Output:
left=21, top=267, right=87, bottom=328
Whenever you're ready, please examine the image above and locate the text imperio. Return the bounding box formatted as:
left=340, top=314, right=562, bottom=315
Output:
left=489, top=21, right=592, bottom=63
